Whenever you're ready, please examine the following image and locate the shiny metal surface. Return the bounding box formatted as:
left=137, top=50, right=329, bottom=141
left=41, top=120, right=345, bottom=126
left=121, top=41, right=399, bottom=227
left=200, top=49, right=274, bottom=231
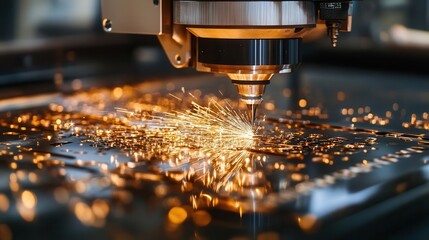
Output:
left=247, top=103, right=259, bottom=125
left=173, top=1, right=316, bottom=26
left=187, top=28, right=316, bottom=39
left=199, top=64, right=292, bottom=77
left=101, top=0, right=167, bottom=35
left=101, top=0, right=351, bottom=117
left=157, top=25, right=192, bottom=68
left=235, top=84, right=266, bottom=101
left=2, top=67, right=429, bottom=239
left=227, top=74, right=275, bottom=81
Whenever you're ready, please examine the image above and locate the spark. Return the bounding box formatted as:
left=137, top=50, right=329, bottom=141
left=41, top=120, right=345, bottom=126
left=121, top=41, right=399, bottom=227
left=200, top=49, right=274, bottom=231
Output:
left=123, top=97, right=257, bottom=190
left=2, top=84, right=428, bottom=217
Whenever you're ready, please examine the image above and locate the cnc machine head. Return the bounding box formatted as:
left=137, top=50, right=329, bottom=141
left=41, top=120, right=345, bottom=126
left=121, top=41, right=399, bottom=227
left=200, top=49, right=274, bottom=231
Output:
left=101, top=0, right=356, bottom=122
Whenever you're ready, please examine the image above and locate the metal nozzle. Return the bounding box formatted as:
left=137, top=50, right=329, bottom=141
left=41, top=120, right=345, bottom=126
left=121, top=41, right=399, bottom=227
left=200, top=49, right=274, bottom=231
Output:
left=246, top=103, right=259, bottom=125
left=231, top=80, right=268, bottom=125
left=195, top=38, right=301, bottom=125
left=327, top=21, right=341, bottom=47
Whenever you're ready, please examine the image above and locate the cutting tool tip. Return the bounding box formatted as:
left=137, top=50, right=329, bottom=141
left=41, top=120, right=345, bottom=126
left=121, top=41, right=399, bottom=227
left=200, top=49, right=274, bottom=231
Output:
left=247, top=103, right=259, bottom=125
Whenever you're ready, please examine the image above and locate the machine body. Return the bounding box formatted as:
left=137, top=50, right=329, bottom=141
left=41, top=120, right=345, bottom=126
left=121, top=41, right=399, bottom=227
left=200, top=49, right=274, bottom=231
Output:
left=101, top=0, right=355, bottom=123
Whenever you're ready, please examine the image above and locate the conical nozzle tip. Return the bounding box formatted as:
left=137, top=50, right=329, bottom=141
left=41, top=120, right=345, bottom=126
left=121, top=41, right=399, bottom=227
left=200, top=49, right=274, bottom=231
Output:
left=232, top=81, right=267, bottom=126
left=247, top=103, right=259, bottom=125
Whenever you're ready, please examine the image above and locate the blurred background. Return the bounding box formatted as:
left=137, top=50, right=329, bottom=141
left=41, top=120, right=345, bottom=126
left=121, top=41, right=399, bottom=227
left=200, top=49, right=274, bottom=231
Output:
left=1, top=0, right=429, bottom=100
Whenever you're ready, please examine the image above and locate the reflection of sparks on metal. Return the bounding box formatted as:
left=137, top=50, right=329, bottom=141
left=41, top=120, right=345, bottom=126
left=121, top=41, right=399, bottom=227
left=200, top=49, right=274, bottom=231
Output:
left=403, top=113, right=429, bottom=129
left=119, top=97, right=257, bottom=190
left=1, top=84, right=429, bottom=228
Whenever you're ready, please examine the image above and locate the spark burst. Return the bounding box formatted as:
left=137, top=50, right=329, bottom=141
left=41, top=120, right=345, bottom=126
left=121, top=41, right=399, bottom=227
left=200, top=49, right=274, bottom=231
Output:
left=119, top=97, right=258, bottom=190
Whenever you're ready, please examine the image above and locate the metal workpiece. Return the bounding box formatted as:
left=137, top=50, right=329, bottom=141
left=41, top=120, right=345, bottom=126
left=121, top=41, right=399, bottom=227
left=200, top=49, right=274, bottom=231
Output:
left=3, top=66, right=429, bottom=239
